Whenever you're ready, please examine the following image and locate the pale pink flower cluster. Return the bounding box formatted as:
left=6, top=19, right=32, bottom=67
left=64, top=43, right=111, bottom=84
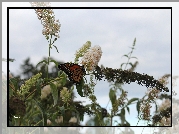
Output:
left=158, top=74, right=170, bottom=86
left=145, top=75, right=170, bottom=101
left=145, top=88, right=160, bottom=100
left=81, top=45, right=102, bottom=71
left=140, top=101, right=152, bottom=120
left=30, top=2, right=61, bottom=38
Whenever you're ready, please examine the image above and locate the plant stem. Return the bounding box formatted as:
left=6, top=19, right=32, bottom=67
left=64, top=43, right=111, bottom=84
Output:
left=47, top=35, right=52, bottom=79
left=42, top=112, right=47, bottom=126
left=110, top=111, right=113, bottom=126
left=124, top=38, right=136, bottom=70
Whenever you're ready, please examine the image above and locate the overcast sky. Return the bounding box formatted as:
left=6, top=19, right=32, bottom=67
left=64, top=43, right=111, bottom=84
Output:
left=2, top=2, right=179, bottom=130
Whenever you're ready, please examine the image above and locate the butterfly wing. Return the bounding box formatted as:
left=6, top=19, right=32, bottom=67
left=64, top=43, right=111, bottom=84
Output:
left=58, top=63, right=71, bottom=76
left=72, top=68, right=84, bottom=84
left=58, top=63, right=85, bottom=84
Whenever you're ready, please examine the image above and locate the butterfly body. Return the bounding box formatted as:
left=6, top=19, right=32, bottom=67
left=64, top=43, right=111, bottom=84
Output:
left=58, top=63, right=85, bottom=84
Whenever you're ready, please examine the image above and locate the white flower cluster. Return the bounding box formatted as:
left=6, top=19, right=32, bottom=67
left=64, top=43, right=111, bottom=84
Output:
left=41, top=81, right=60, bottom=99
left=46, top=116, right=77, bottom=127
left=30, top=2, right=61, bottom=38
left=55, top=116, right=63, bottom=124
left=81, top=45, right=102, bottom=71
left=69, top=116, right=77, bottom=123
left=47, top=119, right=52, bottom=125
left=40, top=84, right=51, bottom=99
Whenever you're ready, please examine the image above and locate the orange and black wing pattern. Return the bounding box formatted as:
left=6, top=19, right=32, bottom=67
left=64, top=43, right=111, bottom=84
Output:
left=58, top=63, right=85, bottom=84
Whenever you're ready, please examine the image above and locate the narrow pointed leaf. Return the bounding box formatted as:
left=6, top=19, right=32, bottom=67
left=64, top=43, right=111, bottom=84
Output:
left=136, top=100, right=140, bottom=115
left=127, top=98, right=139, bottom=105
left=126, top=106, right=130, bottom=114
left=33, top=99, right=43, bottom=115
left=76, top=79, right=84, bottom=97
left=130, top=56, right=138, bottom=59
left=128, top=62, right=133, bottom=67
left=36, top=60, right=48, bottom=68
left=109, top=89, right=116, bottom=105
left=122, top=54, right=129, bottom=58
left=50, top=59, right=58, bottom=67
left=53, top=45, right=59, bottom=53
left=50, top=82, right=58, bottom=106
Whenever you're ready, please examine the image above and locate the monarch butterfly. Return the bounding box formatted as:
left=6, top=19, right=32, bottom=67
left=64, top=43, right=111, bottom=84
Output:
left=58, top=63, right=86, bottom=85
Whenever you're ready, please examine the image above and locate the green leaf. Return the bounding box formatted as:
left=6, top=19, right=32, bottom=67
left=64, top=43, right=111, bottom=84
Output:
left=127, top=98, right=139, bottom=105
left=121, top=108, right=125, bottom=115
left=50, top=82, right=58, bottom=106
left=130, top=56, right=138, bottom=59
left=120, top=108, right=126, bottom=124
left=136, top=100, right=140, bottom=116
left=128, top=62, right=133, bottom=67
left=9, top=77, right=20, bottom=93
left=35, top=79, right=42, bottom=98
left=79, top=114, right=84, bottom=121
left=120, top=63, right=127, bottom=69
left=122, top=54, right=129, bottom=58
left=109, top=89, right=116, bottom=105
left=126, top=106, right=130, bottom=114
left=33, top=99, right=43, bottom=115
left=36, top=60, right=48, bottom=68
left=154, top=101, right=158, bottom=113
left=50, top=59, right=58, bottom=67
left=53, top=45, right=59, bottom=53
left=58, top=70, right=63, bottom=77
left=59, top=106, right=65, bottom=115
left=59, top=72, right=67, bottom=86
left=76, top=79, right=84, bottom=97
